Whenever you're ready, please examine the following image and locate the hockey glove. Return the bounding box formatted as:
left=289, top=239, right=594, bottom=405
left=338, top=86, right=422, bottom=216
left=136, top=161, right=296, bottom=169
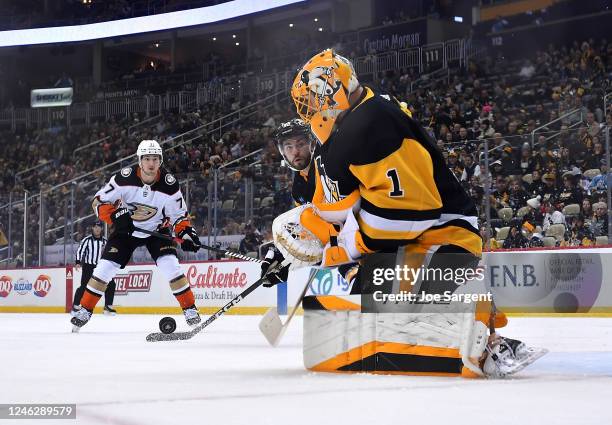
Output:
left=263, top=264, right=290, bottom=288
left=178, top=227, right=202, bottom=252
left=260, top=247, right=285, bottom=278
left=111, top=208, right=135, bottom=235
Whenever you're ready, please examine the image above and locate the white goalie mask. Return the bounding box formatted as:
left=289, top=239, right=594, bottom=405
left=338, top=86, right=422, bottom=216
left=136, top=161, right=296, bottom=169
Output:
left=137, top=140, right=163, bottom=165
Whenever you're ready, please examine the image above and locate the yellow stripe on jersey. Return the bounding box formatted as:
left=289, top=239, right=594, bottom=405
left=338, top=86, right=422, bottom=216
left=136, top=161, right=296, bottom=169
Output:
left=349, top=138, right=442, bottom=213
left=417, top=226, right=482, bottom=257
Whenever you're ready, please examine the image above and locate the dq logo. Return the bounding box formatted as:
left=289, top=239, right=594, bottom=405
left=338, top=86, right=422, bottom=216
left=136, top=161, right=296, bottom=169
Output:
left=33, top=274, right=52, bottom=297
left=0, top=275, right=12, bottom=297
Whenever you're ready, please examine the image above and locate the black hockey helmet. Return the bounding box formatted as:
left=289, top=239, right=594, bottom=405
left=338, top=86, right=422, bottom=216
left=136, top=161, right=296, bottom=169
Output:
left=273, top=118, right=315, bottom=171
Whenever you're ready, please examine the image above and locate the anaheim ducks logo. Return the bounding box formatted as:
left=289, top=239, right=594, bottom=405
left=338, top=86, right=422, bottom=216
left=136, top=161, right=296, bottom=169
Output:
left=127, top=202, right=158, bottom=222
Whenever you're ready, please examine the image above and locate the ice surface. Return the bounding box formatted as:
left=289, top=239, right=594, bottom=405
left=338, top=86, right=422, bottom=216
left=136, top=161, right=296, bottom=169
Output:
left=1, top=314, right=611, bottom=425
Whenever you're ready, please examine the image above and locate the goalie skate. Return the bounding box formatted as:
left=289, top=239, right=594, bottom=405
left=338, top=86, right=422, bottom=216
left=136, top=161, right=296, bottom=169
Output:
left=483, top=335, right=548, bottom=378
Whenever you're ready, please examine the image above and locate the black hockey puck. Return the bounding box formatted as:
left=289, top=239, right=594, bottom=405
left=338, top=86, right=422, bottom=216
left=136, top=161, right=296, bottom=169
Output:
left=159, top=316, right=177, bottom=334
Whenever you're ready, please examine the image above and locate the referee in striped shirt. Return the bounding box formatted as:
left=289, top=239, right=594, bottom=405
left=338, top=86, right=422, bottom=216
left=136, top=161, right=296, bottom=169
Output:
left=72, top=221, right=117, bottom=315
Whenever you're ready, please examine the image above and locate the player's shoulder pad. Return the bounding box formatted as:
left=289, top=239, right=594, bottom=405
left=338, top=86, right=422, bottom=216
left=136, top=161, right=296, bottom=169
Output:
left=153, top=169, right=180, bottom=195
left=337, top=88, right=417, bottom=165
left=113, top=165, right=141, bottom=186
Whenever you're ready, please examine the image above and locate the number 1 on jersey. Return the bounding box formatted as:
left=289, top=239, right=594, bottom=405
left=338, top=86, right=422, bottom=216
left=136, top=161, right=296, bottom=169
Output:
left=386, top=168, right=404, bottom=197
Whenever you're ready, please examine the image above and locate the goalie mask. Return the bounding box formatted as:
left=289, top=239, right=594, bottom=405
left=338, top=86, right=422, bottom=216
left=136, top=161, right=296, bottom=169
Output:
left=291, top=49, right=360, bottom=144
left=137, top=139, right=163, bottom=166
left=273, top=119, right=315, bottom=171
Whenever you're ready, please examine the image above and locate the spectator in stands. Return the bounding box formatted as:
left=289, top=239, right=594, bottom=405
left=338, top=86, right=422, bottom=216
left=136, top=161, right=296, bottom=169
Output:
left=582, top=198, right=593, bottom=219
left=491, top=175, right=510, bottom=210
left=585, top=112, right=601, bottom=138
left=518, top=143, right=535, bottom=174
left=460, top=153, right=480, bottom=182
left=542, top=200, right=566, bottom=233
left=501, top=145, right=520, bottom=175
left=521, top=221, right=544, bottom=248
left=503, top=224, right=529, bottom=249
left=489, top=160, right=504, bottom=180
left=588, top=159, right=609, bottom=191
left=585, top=142, right=605, bottom=169
left=508, top=177, right=529, bottom=211
left=540, top=173, right=559, bottom=202
left=239, top=223, right=262, bottom=255
left=524, top=196, right=544, bottom=225
left=590, top=202, right=609, bottom=237
left=558, top=172, right=584, bottom=206
left=567, top=215, right=595, bottom=246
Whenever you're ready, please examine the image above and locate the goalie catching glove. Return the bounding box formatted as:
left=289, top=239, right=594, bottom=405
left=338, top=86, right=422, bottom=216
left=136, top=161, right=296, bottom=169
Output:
left=272, top=205, right=324, bottom=269
left=178, top=227, right=202, bottom=252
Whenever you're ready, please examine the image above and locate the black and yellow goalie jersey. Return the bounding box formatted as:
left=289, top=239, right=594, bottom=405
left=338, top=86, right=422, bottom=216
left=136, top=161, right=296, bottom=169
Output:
left=292, top=167, right=316, bottom=206
left=312, top=86, right=481, bottom=256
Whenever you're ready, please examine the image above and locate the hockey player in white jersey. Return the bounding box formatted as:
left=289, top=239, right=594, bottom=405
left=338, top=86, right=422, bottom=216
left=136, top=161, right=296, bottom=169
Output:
left=70, top=140, right=203, bottom=332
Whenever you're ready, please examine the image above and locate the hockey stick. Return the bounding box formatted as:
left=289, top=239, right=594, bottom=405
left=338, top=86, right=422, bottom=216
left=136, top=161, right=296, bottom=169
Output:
left=146, top=259, right=289, bottom=342
left=258, top=266, right=318, bottom=347
left=134, top=227, right=263, bottom=263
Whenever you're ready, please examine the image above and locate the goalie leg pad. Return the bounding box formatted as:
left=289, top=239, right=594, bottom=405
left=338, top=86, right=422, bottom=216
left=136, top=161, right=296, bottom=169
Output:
left=303, top=295, right=487, bottom=377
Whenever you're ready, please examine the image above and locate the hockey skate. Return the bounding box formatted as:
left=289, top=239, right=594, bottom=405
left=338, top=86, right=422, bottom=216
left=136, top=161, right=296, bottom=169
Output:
left=104, top=305, right=117, bottom=315
left=483, top=334, right=548, bottom=378
left=70, top=308, right=92, bottom=333
left=183, top=306, right=201, bottom=327
left=70, top=305, right=81, bottom=317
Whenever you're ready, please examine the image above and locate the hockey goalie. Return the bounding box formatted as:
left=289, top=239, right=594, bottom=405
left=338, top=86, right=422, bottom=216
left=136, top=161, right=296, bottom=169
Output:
left=269, top=48, right=547, bottom=378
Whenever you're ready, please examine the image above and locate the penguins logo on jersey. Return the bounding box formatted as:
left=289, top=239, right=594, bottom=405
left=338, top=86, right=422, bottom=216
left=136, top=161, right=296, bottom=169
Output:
left=315, top=156, right=341, bottom=203
left=128, top=203, right=158, bottom=221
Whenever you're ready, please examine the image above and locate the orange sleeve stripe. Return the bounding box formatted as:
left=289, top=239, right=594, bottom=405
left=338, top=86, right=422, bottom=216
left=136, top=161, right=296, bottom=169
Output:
left=174, top=219, right=191, bottom=234
left=97, top=204, right=116, bottom=225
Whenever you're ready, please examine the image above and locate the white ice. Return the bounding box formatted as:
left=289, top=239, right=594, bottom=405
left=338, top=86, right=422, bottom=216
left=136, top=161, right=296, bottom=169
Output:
left=1, top=314, right=611, bottom=425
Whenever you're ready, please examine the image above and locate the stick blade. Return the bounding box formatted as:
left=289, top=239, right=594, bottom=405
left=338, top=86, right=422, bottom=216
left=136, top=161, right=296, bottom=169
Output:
left=258, top=307, right=283, bottom=347
left=146, top=331, right=194, bottom=342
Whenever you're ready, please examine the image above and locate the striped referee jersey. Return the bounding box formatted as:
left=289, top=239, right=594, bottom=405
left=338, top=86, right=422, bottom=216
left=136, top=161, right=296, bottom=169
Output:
left=75, top=235, right=107, bottom=265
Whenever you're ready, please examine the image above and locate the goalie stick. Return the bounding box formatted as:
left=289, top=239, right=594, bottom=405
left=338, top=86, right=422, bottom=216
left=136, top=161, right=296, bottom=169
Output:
left=258, top=266, right=318, bottom=347
left=146, top=259, right=290, bottom=342
left=134, top=227, right=263, bottom=263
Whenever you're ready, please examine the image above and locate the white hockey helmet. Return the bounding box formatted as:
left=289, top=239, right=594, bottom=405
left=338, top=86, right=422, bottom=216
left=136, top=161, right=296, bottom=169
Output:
left=137, top=140, right=163, bottom=165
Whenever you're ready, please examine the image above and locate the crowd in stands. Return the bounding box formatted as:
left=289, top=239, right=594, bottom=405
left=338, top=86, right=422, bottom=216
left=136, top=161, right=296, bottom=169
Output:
left=383, top=38, right=611, bottom=249
left=0, top=32, right=611, bottom=265
left=0, top=89, right=293, bottom=265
